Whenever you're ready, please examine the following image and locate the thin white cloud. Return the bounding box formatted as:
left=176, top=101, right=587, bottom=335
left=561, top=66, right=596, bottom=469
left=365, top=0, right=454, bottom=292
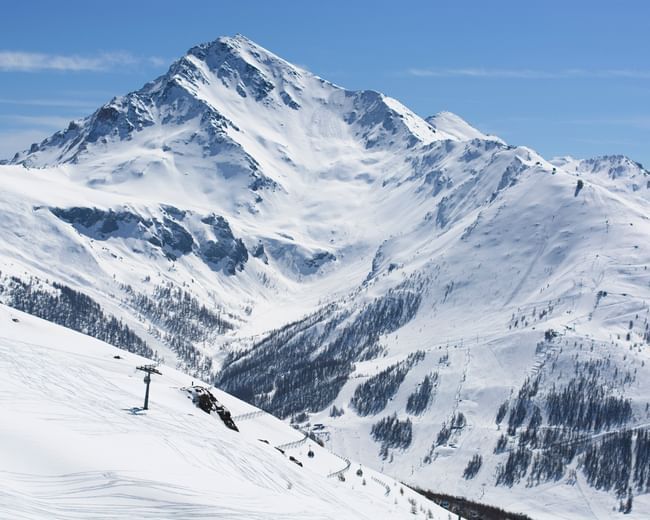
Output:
left=407, top=68, right=556, bottom=79
left=0, top=97, right=98, bottom=108
left=566, top=116, right=650, bottom=130
left=0, top=51, right=164, bottom=72
left=0, top=129, right=50, bottom=159
left=148, top=56, right=168, bottom=67
left=406, top=68, right=650, bottom=79
left=483, top=114, right=650, bottom=134
left=572, top=137, right=645, bottom=147
left=0, top=114, right=76, bottom=128
left=495, top=115, right=650, bottom=129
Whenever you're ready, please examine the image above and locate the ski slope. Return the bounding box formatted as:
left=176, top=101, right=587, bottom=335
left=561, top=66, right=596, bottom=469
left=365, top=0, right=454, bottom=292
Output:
left=0, top=303, right=453, bottom=519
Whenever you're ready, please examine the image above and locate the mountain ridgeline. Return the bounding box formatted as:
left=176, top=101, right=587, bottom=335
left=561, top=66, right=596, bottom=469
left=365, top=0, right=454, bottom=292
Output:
left=1, top=34, right=650, bottom=519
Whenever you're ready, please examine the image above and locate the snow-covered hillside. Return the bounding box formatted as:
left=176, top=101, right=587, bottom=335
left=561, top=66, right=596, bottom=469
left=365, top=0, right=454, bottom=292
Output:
left=551, top=155, right=649, bottom=198
left=0, top=304, right=453, bottom=519
left=2, top=34, right=650, bottom=519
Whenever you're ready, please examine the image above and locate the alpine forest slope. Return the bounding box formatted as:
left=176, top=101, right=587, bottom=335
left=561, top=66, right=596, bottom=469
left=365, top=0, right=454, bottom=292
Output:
left=1, top=34, right=650, bottom=519
left=0, top=304, right=452, bottom=519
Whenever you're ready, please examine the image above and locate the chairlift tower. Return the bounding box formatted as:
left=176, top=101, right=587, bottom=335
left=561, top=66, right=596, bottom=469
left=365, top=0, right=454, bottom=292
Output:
left=136, top=364, right=162, bottom=410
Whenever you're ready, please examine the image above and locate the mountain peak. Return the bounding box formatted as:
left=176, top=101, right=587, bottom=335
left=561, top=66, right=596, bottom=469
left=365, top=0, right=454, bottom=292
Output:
left=551, top=154, right=649, bottom=196
left=552, top=154, right=648, bottom=176
left=9, top=34, right=453, bottom=170
left=425, top=111, right=502, bottom=143
left=185, top=34, right=305, bottom=83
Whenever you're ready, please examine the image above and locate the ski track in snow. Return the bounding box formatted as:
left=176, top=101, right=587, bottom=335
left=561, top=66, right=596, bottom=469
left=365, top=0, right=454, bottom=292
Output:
left=0, top=307, right=456, bottom=519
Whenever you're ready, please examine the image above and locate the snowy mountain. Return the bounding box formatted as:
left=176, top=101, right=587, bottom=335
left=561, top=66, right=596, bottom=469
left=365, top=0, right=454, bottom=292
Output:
left=2, top=34, right=650, bottom=519
left=425, top=111, right=502, bottom=143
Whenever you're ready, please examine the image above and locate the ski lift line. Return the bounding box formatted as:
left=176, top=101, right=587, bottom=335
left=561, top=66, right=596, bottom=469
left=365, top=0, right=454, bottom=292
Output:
left=231, top=410, right=266, bottom=421
left=225, top=409, right=308, bottom=449
left=327, top=458, right=351, bottom=478
left=498, top=423, right=650, bottom=459
left=275, top=433, right=308, bottom=450
left=136, top=364, right=162, bottom=410
left=544, top=422, right=650, bottom=450
left=371, top=475, right=391, bottom=496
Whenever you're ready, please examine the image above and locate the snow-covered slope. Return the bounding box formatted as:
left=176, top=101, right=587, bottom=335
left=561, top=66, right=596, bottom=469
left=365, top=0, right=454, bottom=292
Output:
left=2, top=34, right=650, bottom=519
left=0, top=304, right=452, bottom=519
left=552, top=155, right=649, bottom=197
left=425, top=111, right=502, bottom=143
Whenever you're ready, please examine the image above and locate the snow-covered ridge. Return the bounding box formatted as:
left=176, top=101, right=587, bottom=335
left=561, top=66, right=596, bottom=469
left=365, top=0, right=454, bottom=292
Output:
left=425, top=111, right=503, bottom=143
left=552, top=154, right=649, bottom=197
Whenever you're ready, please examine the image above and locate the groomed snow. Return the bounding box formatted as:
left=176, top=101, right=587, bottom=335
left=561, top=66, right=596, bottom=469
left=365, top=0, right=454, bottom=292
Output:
left=0, top=304, right=455, bottom=519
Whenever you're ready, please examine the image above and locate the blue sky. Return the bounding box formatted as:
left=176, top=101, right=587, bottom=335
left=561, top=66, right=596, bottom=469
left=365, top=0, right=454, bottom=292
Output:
left=1, top=0, right=648, bottom=165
